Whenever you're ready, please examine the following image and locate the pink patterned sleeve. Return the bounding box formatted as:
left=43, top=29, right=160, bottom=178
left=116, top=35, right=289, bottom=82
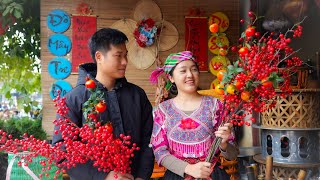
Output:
left=151, top=107, right=171, bottom=165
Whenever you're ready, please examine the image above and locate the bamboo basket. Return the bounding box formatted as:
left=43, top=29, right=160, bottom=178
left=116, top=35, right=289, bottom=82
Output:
left=261, top=89, right=320, bottom=128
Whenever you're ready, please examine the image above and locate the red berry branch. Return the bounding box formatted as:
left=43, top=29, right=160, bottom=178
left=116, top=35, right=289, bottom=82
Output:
left=0, top=77, right=139, bottom=179
left=204, top=11, right=305, bottom=165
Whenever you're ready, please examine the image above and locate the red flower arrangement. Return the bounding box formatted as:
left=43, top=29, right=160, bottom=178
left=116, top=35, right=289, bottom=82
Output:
left=0, top=78, right=139, bottom=179
left=204, top=11, right=304, bottom=164
left=133, top=18, right=158, bottom=47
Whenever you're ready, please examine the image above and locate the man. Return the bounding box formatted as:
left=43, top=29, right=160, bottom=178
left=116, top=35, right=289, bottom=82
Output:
left=52, top=28, right=154, bottom=180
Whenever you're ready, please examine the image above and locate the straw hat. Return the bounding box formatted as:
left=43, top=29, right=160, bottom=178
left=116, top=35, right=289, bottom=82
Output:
left=133, top=0, right=162, bottom=22
left=127, top=42, right=156, bottom=69
left=158, top=20, right=179, bottom=51
left=110, top=18, right=136, bottom=42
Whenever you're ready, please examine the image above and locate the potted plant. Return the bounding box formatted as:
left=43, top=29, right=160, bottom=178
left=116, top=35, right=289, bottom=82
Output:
left=0, top=117, right=61, bottom=180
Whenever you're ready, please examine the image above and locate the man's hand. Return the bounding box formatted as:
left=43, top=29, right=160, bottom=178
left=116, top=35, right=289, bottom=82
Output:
left=105, top=171, right=134, bottom=180
left=184, top=162, right=212, bottom=178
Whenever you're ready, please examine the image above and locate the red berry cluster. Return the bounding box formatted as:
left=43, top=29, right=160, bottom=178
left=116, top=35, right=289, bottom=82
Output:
left=0, top=80, right=139, bottom=179
left=213, top=11, right=304, bottom=127
left=293, top=25, right=303, bottom=38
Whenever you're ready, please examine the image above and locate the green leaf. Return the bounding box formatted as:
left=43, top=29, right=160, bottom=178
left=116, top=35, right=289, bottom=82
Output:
left=236, top=68, right=244, bottom=73
left=245, top=80, right=253, bottom=90
left=24, top=105, right=31, bottom=113
left=5, top=90, right=11, bottom=99
left=2, top=0, right=12, bottom=4
left=2, top=8, right=10, bottom=16
left=241, top=32, right=246, bottom=39
left=13, top=9, right=22, bottom=19
left=252, top=81, right=261, bottom=87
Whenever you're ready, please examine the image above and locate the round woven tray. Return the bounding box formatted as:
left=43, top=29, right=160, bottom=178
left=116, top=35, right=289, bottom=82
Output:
left=127, top=42, right=156, bottom=69
left=158, top=20, right=179, bottom=51
left=133, top=0, right=162, bottom=22
left=110, top=18, right=136, bottom=42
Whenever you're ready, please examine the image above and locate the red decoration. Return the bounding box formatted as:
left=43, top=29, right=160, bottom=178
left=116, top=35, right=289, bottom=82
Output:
left=185, top=17, right=208, bottom=71
left=76, top=3, right=93, bottom=15
left=133, top=18, right=157, bottom=47
left=187, top=7, right=205, bottom=17
left=71, top=16, right=97, bottom=73
left=0, top=82, right=139, bottom=178
left=179, top=118, right=199, bottom=129
left=205, top=12, right=305, bottom=164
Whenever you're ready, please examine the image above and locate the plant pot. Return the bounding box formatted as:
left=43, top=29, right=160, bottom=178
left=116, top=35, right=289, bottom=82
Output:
left=6, top=152, right=62, bottom=180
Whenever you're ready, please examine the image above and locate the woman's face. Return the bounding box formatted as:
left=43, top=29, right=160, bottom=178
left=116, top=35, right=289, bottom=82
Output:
left=170, top=60, right=199, bottom=94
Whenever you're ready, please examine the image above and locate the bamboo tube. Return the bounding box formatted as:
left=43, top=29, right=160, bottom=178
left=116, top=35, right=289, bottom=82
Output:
left=246, top=166, right=255, bottom=180
left=265, top=155, right=273, bottom=180
left=297, top=170, right=306, bottom=180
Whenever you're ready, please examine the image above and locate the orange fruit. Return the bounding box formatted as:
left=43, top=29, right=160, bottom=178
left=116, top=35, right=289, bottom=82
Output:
left=234, top=81, right=242, bottom=90
left=262, top=78, right=273, bottom=88
left=215, top=84, right=224, bottom=95
left=216, top=69, right=226, bottom=81
left=226, top=84, right=236, bottom=95
left=238, top=47, right=249, bottom=56
left=219, top=48, right=228, bottom=56
left=209, top=23, right=219, bottom=33
left=241, top=91, right=251, bottom=101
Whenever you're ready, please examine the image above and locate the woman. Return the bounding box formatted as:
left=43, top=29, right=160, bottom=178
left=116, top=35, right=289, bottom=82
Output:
left=150, top=51, right=238, bottom=179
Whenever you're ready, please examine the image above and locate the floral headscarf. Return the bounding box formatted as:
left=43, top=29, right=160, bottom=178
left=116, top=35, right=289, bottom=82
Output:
left=150, top=51, right=197, bottom=90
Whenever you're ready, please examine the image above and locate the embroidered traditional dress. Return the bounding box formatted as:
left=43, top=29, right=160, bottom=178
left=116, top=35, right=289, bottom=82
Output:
left=151, top=96, right=225, bottom=164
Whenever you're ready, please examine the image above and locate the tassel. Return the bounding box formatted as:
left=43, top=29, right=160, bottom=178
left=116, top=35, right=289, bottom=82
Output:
left=150, top=68, right=164, bottom=84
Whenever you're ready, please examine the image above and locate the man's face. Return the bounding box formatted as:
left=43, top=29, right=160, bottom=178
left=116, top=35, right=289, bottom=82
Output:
left=96, top=43, right=128, bottom=79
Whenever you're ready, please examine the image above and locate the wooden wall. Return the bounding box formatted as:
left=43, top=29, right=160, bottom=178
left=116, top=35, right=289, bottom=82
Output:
left=41, top=0, right=239, bottom=138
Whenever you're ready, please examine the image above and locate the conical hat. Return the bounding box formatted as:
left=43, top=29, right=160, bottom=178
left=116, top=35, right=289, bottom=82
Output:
left=127, top=42, right=156, bottom=70
left=158, top=20, right=179, bottom=51
left=133, top=0, right=162, bottom=22
left=110, top=19, right=136, bottom=42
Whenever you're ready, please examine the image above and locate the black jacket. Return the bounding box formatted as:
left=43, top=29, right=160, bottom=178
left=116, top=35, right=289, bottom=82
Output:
left=52, top=63, right=154, bottom=180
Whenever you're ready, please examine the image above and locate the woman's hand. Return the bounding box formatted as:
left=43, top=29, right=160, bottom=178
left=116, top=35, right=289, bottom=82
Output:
left=184, top=162, right=212, bottom=178
left=214, top=123, right=233, bottom=151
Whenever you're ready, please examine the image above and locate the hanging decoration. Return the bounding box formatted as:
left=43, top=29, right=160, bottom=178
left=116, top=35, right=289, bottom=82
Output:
left=209, top=56, right=230, bottom=76
left=133, top=18, right=158, bottom=47
left=208, top=35, right=230, bottom=55
left=76, top=2, right=93, bottom=15
left=47, top=34, right=72, bottom=56
left=185, top=17, right=208, bottom=71
left=47, top=9, right=71, bottom=33
left=187, top=7, right=205, bottom=17
left=71, top=15, right=97, bottom=73
left=49, top=80, right=73, bottom=99
left=48, top=57, right=72, bottom=79
left=111, top=0, right=179, bottom=70
left=208, top=12, right=229, bottom=32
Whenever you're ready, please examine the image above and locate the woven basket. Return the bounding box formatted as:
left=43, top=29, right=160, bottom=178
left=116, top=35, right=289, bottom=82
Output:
left=261, top=89, right=320, bottom=128
left=6, top=152, right=62, bottom=180
left=257, top=163, right=319, bottom=180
